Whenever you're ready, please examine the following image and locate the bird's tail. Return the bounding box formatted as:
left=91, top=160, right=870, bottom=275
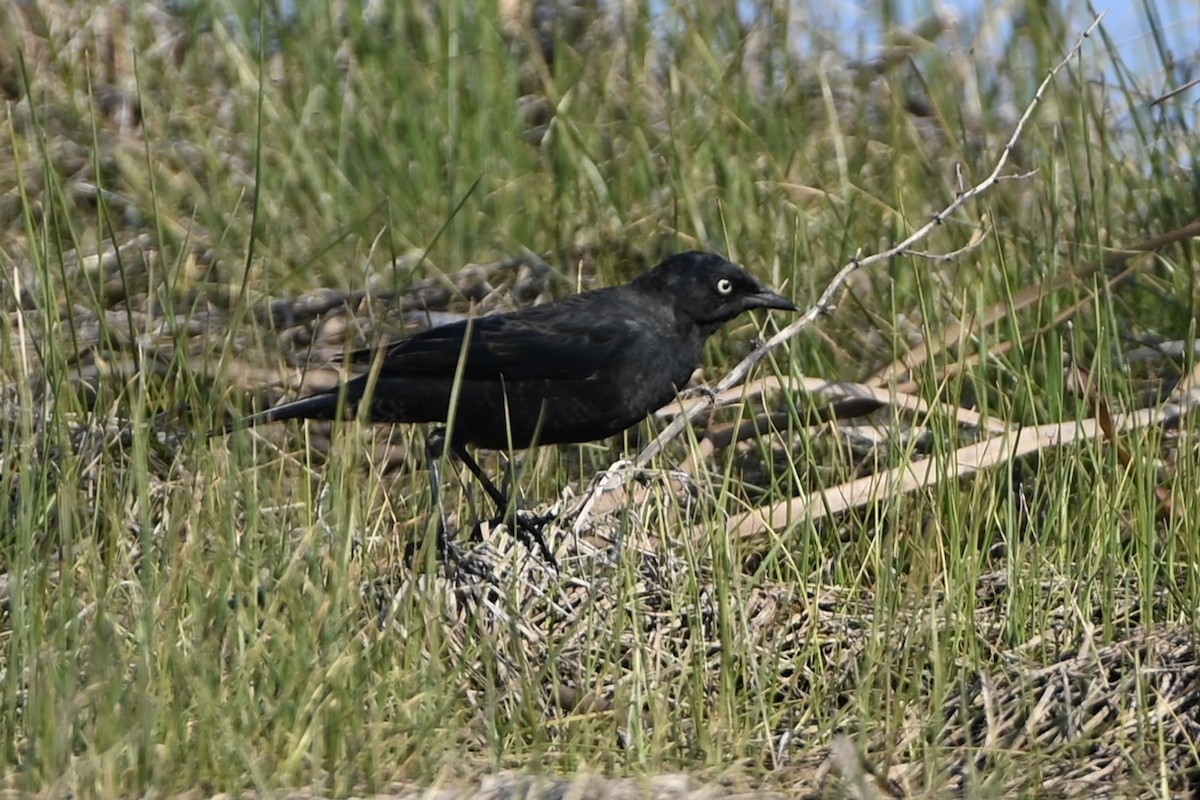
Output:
left=212, top=387, right=360, bottom=438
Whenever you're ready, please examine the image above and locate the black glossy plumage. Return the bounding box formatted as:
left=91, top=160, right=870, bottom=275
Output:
left=222, top=251, right=796, bottom=449
left=218, top=251, right=796, bottom=566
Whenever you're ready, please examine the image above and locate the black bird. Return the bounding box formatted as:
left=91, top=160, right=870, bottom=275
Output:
left=218, top=251, right=796, bottom=564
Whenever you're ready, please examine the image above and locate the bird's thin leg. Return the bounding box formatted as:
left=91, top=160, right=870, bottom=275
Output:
left=422, top=428, right=498, bottom=582
left=451, top=443, right=558, bottom=568
left=500, top=455, right=557, bottom=533
left=451, top=444, right=516, bottom=521
left=423, top=427, right=453, bottom=564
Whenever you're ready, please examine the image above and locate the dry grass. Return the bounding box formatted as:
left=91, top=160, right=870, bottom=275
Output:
left=3, top=1, right=1200, bottom=798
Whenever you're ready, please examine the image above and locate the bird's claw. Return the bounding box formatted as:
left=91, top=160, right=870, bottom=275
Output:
left=516, top=511, right=560, bottom=571
left=402, top=521, right=496, bottom=583
left=477, top=509, right=559, bottom=571
left=438, top=534, right=498, bottom=584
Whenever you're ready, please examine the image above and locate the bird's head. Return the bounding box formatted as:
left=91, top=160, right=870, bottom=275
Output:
left=634, top=251, right=797, bottom=334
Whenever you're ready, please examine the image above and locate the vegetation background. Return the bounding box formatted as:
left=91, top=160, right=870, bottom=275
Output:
left=1, top=0, right=1199, bottom=797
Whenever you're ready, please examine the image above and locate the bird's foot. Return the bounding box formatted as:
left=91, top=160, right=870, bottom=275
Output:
left=440, top=538, right=498, bottom=585
left=402, top=523, right=498, bottom=584
left=476, top=509, right=560, bottom=571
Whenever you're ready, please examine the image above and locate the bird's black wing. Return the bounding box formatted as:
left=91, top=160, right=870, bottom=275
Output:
left=345, top=300, right=635, bottom=381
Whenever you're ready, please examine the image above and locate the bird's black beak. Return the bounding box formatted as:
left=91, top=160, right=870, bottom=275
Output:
left=743, top=288, right=798, bottom=313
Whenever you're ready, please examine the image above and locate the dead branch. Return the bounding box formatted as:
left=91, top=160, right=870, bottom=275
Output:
left=725, top=404, right=1177, bottom=542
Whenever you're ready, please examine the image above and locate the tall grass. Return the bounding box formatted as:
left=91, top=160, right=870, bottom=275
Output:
left=1, top=0, right=1199, bottom=797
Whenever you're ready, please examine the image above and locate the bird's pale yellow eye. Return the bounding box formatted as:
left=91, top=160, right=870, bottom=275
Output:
left=716, top=278, right=734, bottom=295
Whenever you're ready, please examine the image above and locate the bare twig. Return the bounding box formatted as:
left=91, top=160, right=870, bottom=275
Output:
left=634, top=13, right=1105, bottom=467
left=1149, top=75, right=1200, bottom=107
left=902, top=217, right=989, bottom=261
